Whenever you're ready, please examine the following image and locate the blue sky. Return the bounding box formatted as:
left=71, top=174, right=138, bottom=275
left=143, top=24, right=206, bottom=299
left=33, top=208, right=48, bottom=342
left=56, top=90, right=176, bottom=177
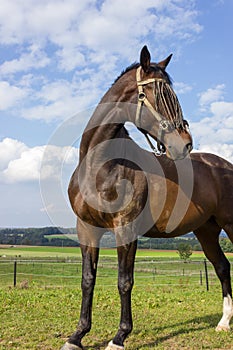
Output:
left=0, top=0, right=232, bottom=227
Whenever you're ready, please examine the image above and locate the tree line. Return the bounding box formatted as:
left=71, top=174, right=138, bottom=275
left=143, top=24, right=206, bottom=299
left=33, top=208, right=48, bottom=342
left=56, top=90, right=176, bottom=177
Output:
left=0, top=227, right=232, bottom=252
left=0, top=227, right=78, bottom=247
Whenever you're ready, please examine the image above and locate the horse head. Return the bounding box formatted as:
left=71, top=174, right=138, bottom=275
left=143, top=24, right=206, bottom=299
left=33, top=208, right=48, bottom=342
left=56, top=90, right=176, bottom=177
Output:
left=125, top=46, right=193, bottom=160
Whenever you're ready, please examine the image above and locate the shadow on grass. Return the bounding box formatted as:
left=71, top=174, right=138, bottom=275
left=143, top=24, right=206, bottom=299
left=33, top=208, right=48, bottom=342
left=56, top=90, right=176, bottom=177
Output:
left=78, top=313, right=221, bottom=349
left=134, top=313, right=221, bottom=349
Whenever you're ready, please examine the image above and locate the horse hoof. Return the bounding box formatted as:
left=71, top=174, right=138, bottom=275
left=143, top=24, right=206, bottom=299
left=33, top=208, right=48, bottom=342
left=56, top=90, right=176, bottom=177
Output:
left=105, top=340, right=124, bottom=350
left=60, top=342, right=82, bottom=350
left=215, top=325, right=230, bottom=332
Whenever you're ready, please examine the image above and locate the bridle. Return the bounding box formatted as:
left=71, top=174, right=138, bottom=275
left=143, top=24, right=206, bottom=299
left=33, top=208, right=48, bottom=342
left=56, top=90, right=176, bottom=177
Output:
left=135, top=66, right=180, bottom=156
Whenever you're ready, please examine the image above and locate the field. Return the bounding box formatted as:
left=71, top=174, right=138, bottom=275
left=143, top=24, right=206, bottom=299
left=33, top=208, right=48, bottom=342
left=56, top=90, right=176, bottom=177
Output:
left=0, top=245, right=206, bottom=258
left=1, top=246, right=233, bottom=349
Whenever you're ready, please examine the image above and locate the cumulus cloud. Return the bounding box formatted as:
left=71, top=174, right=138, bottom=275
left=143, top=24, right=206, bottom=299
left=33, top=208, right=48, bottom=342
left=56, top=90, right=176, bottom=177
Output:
left=0, top=0, right=202, bottom=51
left=191, top=86, right=233, bottom=162
left=0, top=0, right=202, bottom=122
left=0, top=81, right=27, bottom=110
left=0, top=0, right=88, bottom=44
left=173, top=82, right=193, bottom=94
left=20, top=78, right=101, bottom=121
left=197, top=143, right=233, bottom=163
left=210, top=101, right=233, bottom=120
left=0, top=138, right=27, bottom=170
left=193, top=92, right=233, bottom=145
left=0, top=138, right=78, bottom=183
left=198, top=84, right=225, bottom=111
left=3, top=146, right=44, bottom=182
left=0, top=45, right=50, bottom=76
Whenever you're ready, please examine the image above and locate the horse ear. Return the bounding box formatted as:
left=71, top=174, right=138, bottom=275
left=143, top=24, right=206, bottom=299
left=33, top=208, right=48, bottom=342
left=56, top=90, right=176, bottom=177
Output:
left=140, top=45, right=151, bottom=73
left=157, top=54, right=173, bottom=70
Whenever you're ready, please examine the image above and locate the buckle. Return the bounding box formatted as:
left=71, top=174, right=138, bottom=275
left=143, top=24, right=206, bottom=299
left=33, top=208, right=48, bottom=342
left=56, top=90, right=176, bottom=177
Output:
left=160, top=120, right=169, bottom=130
left=138, top=92, right=146, bottom=102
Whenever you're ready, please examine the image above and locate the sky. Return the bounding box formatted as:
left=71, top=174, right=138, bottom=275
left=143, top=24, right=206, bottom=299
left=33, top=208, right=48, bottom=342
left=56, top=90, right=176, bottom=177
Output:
left=0, top=0, right=233, bottom=228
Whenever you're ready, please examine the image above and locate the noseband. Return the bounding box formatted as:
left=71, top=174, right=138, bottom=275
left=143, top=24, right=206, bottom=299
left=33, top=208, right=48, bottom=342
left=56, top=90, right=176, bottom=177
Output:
left=135, top=66, right=176, bottom=155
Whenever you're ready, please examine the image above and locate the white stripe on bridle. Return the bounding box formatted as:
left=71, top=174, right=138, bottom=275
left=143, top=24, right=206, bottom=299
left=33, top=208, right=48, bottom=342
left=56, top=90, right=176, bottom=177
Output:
left=135, top=66, right=172, bottom=154
left=135, top=66, right=165, bottom=127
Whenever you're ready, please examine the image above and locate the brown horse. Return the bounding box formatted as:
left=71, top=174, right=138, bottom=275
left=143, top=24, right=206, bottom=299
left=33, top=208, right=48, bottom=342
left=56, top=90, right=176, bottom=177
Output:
left=62, top=46, right=233, bottom=350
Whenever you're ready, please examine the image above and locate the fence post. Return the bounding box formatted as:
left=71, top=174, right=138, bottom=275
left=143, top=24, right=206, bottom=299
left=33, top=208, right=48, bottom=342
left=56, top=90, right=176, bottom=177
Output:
left=200, top=270, right=203, bottom=285
left=204, top=259, right=209, bottom=291
left=14, top=261, right=17, bottom=287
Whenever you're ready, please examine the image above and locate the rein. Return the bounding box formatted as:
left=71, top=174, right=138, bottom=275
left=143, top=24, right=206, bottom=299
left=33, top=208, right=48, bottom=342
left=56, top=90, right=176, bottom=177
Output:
left=135, top=66, right=180, bottom=155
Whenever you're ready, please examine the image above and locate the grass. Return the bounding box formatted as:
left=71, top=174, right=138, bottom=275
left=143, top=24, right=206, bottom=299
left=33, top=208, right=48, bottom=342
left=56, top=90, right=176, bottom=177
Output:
left=0, top=245, right=208, bottom=259
left=0, top=251, right=220, bottom=289
left=1, top=246, right=233, bottom=349
left=0, top=246, right=83, bottom=258
left=1, top=285, right=233, bottom=349
left=44, top=234, right=78, bottom=241
left=1, top=245, right=232, bottom=259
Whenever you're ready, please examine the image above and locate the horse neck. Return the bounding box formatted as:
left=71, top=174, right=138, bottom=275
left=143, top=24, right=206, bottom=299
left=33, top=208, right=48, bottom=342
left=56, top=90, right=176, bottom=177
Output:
left=79, top=70, right=136, bottom=163
left=79, top=106, right=130, bottom=163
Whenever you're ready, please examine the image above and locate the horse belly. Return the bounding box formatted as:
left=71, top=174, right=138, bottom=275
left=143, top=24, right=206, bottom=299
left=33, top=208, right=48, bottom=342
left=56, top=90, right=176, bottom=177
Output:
left=147, top=176, right=215, bottom=238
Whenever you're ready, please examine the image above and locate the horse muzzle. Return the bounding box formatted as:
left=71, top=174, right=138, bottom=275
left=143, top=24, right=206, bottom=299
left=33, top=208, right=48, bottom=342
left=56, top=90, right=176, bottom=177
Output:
left=166, top=141, right=193, bottom=160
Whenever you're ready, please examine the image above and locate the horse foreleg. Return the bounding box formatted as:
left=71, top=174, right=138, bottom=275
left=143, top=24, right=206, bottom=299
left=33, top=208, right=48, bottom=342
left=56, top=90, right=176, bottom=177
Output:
left=106, top=240, right=137, bottom=350
left=194, top=221, right=233, bottom=331
left=61, top=243, right=100, bottom=350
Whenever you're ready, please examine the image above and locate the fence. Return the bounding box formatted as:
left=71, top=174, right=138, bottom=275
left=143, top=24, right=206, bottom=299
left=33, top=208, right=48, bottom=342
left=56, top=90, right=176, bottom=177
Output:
left=1, top=257, right=230, bottom=290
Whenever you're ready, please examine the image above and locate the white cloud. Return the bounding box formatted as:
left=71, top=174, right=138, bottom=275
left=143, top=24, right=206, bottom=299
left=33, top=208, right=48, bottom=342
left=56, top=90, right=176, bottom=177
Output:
left=195, top=100, right=233, bottom=137
left=0, top=0, right=89, bottom=44
left=0, top=138, right=78, bottom=183
left=20, top=78, right=101, bottom=121
left=151, top=4, right=202, bottom=41
left=0, top=0, right=201, bottom=49
left=192, top=85, right=233, bottom=162
left=210, top=101, right=233, bottom=120
left=3, top=146, right=44, bottom=182
left=0, top=81, right=27, bottom=110
left=173, top=82, right=193, bottom=94
left=198, top=84, right=225, bottom=110
left=76, top=0, right=202, bottom=58
left=0, top=138, right=27, bottom=170
left=56, top=48, right=85, bottom=72
left=0, top=45, right=50, bottom=76
left=0, top=0, right=203, bottom=122
left=0, top=0, right=203, bottom=66
left=197, top=143, right=233, bottom=163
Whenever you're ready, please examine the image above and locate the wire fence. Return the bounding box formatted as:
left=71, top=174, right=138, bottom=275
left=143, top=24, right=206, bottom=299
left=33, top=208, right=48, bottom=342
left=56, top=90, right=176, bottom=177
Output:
left=1, top=257, right=232, bottom=290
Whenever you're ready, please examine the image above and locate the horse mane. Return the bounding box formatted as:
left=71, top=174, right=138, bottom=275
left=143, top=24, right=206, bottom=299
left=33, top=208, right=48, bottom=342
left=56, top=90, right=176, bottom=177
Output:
left=113, top=62, right=173, bottom=85
left=113, top=63, right=140, bottom=84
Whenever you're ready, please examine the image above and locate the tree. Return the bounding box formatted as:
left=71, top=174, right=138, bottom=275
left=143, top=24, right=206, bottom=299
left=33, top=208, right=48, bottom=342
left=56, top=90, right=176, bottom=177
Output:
left=220, top=238, right=233, bottom=253
left=177, top=243, right=192, bottom=262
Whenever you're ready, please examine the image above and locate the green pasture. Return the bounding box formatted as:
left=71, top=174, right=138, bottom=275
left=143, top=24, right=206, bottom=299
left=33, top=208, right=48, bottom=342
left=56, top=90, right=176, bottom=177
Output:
left=1, top=246, right=233, bottom=349
left=44, top=234, right=78, bottom=241
left=0, top=258, right=214, bottom=289
left=0, top=246, right=83, bottom=258
left=0, top=245, right=207, bottom=259
left=1, top=284, right=233, bottom=349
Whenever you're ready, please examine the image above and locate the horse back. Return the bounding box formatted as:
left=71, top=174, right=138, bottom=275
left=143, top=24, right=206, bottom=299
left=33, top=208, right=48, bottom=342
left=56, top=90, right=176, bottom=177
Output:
left=191, top=152, right=233, bottom=224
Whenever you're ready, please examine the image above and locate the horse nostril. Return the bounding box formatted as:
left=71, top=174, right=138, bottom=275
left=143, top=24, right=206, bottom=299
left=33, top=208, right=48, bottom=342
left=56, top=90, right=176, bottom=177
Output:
left=186, top=143, right=193, bottom=153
